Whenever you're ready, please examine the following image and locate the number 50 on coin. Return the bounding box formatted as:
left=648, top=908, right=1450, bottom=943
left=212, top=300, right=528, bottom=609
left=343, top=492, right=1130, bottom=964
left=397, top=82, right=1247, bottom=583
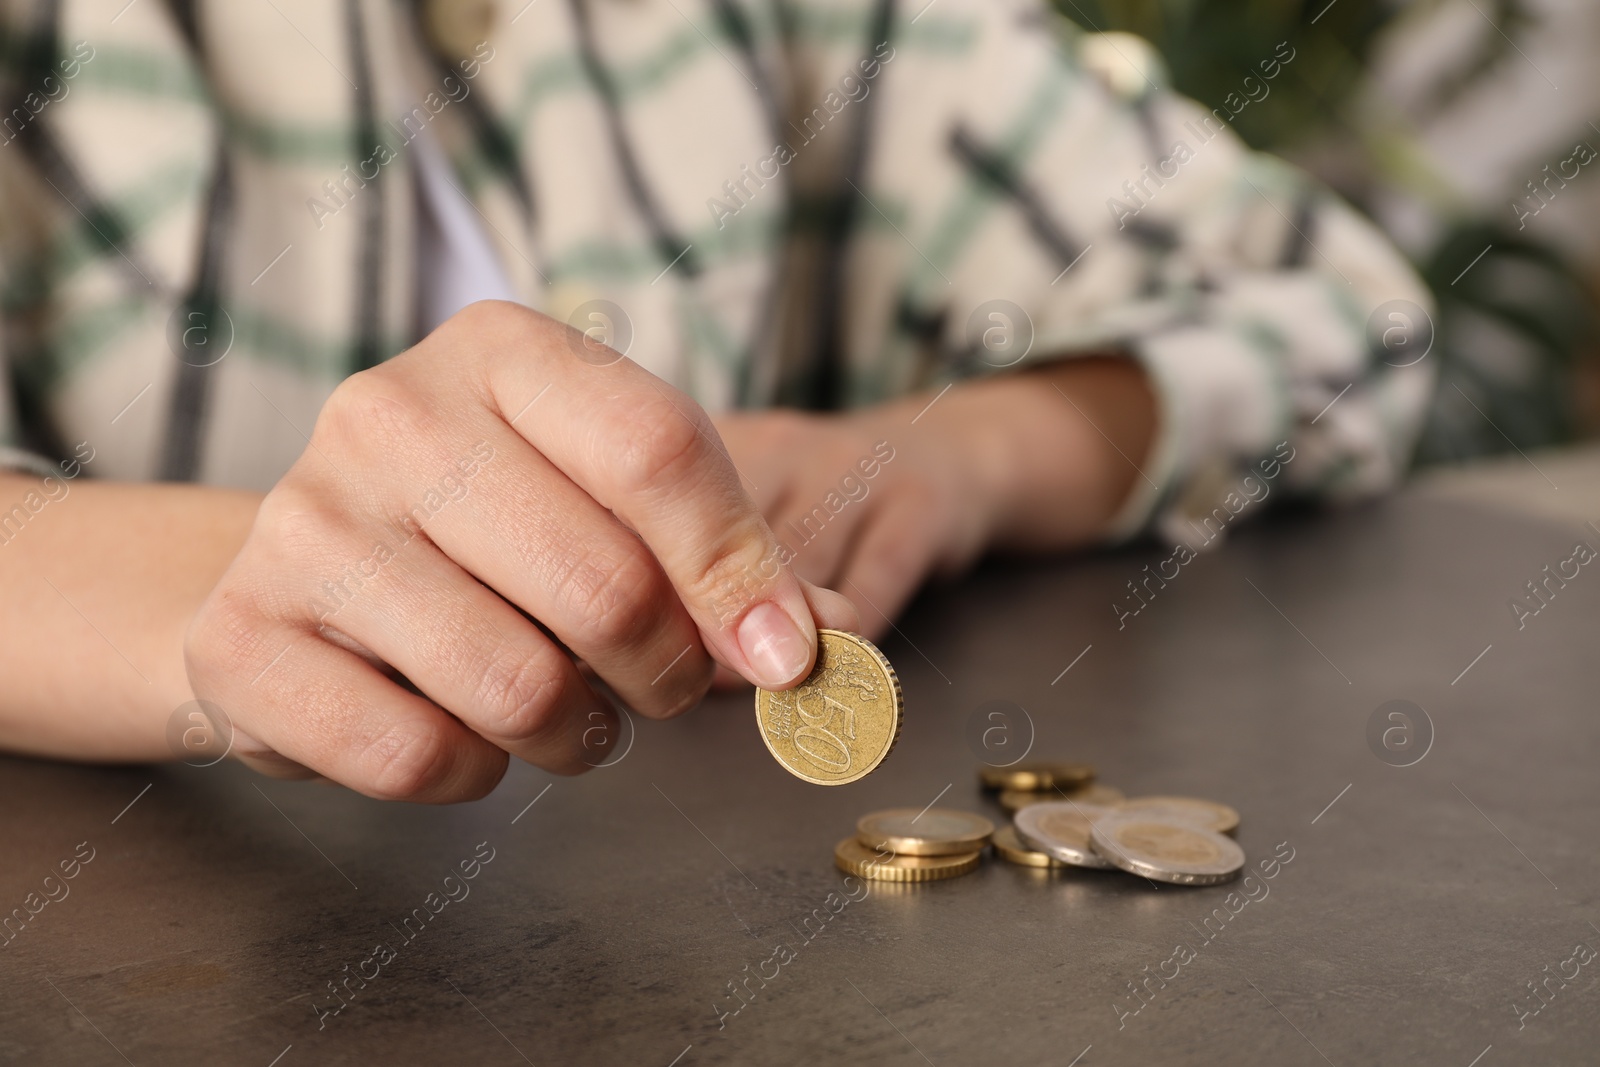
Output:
left=755, top=631, right=903, bottom=785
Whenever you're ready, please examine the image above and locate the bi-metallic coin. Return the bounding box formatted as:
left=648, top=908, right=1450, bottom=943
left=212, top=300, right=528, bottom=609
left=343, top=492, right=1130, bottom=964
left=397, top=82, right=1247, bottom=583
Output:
left=1088, top=813, right=1245, bottom=886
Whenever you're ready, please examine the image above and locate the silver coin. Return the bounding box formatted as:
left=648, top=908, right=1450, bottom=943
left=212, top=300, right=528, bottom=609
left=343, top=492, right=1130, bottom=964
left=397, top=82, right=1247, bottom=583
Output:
left=1117, top=795, right=1240, bottom=835
left=1012, top=801, right=1119, bottom=868
left=1089, top=813, right=1245, bottom=886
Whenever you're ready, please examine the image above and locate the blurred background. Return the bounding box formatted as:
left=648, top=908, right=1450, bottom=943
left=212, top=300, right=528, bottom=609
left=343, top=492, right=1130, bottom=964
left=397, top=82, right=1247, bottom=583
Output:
left=1057, top=0, right=1600, bottom=469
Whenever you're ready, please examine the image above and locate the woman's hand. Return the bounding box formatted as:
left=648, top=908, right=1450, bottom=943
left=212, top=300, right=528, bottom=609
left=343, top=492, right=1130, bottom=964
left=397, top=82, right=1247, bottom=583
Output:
left=184, top=301, right=856, bottom=801
left=712, top=410, right=995, bottom=641
left=715, top=358, right=1157, bottom=643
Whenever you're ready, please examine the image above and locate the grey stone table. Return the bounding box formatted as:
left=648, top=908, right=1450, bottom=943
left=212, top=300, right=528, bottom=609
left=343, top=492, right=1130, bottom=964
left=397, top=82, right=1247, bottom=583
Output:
left=2, top=493, right=1597, bottom=1066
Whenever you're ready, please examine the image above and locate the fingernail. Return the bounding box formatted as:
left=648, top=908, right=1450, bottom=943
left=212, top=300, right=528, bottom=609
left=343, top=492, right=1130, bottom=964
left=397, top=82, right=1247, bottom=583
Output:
left=738, top=601, right=813, bottom=688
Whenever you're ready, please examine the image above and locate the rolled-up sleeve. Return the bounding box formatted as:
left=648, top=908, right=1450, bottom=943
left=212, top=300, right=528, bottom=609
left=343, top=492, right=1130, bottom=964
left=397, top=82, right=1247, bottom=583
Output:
left=800, top=2, right=1435, bottom=543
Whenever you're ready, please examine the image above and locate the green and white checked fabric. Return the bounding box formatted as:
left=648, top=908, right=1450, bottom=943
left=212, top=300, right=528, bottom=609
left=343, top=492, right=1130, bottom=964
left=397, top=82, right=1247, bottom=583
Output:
left=0, top=0, right=1434, bottom=541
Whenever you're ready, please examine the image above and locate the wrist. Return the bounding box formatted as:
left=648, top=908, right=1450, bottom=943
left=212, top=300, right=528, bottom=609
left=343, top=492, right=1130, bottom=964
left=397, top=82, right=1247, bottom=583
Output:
left=932, top=384, right=1035, bottom=553
left=953, top=357, right=1157, bottom=553
left=853, top=382, right=1030, bottom=561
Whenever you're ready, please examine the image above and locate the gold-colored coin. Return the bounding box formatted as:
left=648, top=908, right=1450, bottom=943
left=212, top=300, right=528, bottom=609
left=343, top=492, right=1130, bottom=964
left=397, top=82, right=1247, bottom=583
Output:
left=856, top=808, right=994, bottom=856
left=1117, top=796, right=1240, bottom=835
left=998, top=783, right=1124, bottom=813
left=978, top=762, right=1096, bottom=792
left=991, top=825, right=1065, bottom=869
left=833, top=837, right=982, bottom=882
left=755, top=631, right=902, bottom=785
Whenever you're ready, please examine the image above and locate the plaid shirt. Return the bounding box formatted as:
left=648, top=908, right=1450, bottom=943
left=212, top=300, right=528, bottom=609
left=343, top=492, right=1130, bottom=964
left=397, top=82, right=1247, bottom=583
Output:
left=0, top=0, right=1434, bottom=542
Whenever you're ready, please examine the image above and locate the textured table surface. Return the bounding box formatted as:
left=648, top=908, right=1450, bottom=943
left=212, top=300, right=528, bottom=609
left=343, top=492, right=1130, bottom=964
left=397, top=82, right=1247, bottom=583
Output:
left=2, top=492, right=1597, bottom=1066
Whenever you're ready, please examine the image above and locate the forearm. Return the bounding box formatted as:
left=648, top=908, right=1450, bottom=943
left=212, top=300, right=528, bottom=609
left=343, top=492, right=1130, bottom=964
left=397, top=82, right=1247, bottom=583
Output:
left=861, top=357, right=1156, bottom=556
left=0, top=474, right=260, bottom=761
left=987, top=356, right=1157, bottom=551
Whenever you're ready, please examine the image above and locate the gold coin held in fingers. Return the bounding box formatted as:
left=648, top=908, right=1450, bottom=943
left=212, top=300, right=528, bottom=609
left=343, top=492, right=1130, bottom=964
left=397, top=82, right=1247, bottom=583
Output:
left=978, top=762, right=1096, bottom=792
left=1117, top=795, right=1240, bottom=835
left=1089, top=814, right=1245, bottom=886
left=991, top=825, right=1065, bottom=869
left=833, top=837, right=982, bottom=882
left=856, top=808, right=994, bottom=856
left=755, top=630, right=902, bottom=786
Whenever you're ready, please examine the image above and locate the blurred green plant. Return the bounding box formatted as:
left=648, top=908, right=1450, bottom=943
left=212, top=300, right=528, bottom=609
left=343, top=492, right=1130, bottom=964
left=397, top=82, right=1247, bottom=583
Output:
left=1413, top=223, right=1592, bottom=463
left=1056, top=0, right=1599, bottom=465
left=1055, top=0, right=1391, bottom=153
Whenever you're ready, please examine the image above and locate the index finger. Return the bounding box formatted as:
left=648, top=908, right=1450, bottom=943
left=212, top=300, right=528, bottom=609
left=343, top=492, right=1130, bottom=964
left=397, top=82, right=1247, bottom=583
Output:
left=464, top=302, right=820, bottom=690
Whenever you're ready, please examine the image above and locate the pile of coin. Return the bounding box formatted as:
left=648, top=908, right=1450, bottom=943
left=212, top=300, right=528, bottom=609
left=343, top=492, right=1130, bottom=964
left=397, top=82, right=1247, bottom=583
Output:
left=985, top=762, right=1245, bottom=885
left=835, top=772, right=1243, bottom=887
left=835, top=807, right=994, bottom=882
left=761, top=641, right=1246, bottom=888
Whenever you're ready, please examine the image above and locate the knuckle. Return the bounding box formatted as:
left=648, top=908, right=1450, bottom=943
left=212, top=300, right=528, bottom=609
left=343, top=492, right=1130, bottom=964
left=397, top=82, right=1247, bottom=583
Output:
left=248, top=486, right=368, bottom=622
left=255, top=483, right=340, bottom=561
left=185, top=588, right=267, bottom=684
left=430, top=300, right=549, bottom=405
left=685, top=523, right=777, bottom=612
left=473, top=647, right=565, bottom=742
left=556, top=547, right=667, bottom=654
left=314, top=367, right=434, bottom=456
left=366, top=718, right=456, bottom=800
left=623, top=640, right=713, bottom=721
left=653, top=664, right=714, bottom=720
left=610, top=396, right=708, bottom=496
left=442, top=298, right=537, bottom=345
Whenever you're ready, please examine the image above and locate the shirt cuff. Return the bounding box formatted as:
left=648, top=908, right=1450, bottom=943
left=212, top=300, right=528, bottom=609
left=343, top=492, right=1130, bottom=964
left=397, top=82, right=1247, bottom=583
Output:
left=0, top=445, right=67, bottom=481
left=1107, top=324, right=1287, bottom=545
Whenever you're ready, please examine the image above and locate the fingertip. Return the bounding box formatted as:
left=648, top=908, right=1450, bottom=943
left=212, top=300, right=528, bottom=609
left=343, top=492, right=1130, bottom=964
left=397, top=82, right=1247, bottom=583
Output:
left=365, top=718, right=509, bottom=803
left=452, top=748, right=512, bottom=800
left=800, top=580, right=860, bottom=634
left=427, top=739, right=512, bottom=803
left=628, top=649, right=715, bottom=721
